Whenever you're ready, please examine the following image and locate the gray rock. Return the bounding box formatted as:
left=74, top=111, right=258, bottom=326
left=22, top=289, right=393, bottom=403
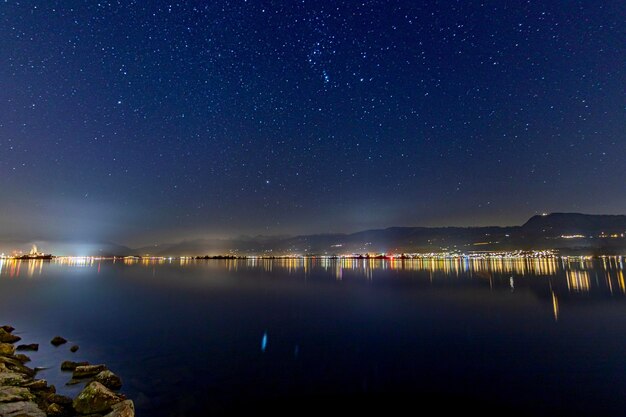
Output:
left=50, top=336, right=67, bottom=346
left=0, top=325, right=15, bottom=333
left=70, top=345, right=79, bottom=353
left=0, top=343, right=16, bottom=355
left=94, top=371, right=122, bottom=390
left=61, top=361, right=89, bottom=371
left=103, top=400, right=134, bottom=417
left=0, top=401, right=46, bottom=417
left=16, top=344, right=38, bottom=351
left=0, top=329, right=21, bottom=344
left=72, top=381, right=123, bottom=415
left=73, top=364, right=107, bottom=379
left=0, top=386, right=36, bottom=403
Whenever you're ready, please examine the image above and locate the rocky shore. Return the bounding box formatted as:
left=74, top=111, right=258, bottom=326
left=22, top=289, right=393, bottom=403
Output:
left=0, top=326, right=134, bottom=417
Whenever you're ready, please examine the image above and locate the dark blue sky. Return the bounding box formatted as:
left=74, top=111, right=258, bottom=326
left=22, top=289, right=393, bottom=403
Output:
left=0, top=0, right=624, bottom=248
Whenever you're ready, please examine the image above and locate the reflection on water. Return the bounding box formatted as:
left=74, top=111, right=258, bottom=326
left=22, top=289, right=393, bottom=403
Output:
left=1, top=256, right=624, bottom=296
left=551, top=290, right=559, bottom=321
left=566, top=270, right=591, bottom=293
left=0, top=258, right=46, bottom=278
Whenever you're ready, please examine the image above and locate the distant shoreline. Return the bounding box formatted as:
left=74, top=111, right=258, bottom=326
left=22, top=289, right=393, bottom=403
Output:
left=2, top=213, right=624, bottom=259
left=1, top=251, right=623, bottom=261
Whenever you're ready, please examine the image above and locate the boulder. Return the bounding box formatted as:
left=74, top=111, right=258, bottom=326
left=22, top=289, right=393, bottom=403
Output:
left=72, top=381, right=122, bottom=415
left=73, top=364, right=107, bottom=378
left=61, top=361, right=89, bottom=371
left=0, top=329, right=21, bottom=343
left=103, top=400, right=134, bottom=417
left=0, top=325, right=15, bottom=333
left=70, top=345, right=79, bottom=353
left=94, top=371, right=122, bottom=390
left=0, top=356, right=35, bottom=377
left=0, top=343, right=16, bottom=355
left=23, top=380, right=48, bottom=390
left=0, top=372, right=30, bottom=386
left=0, top=386, right=36, bottom=403
left=65, top=379, right=83, bottom=386
left=0, top=373, right=28, bottom=388
left=14, top=354, right=31, bottom=363
left=16, top=344, right=38, bottom=351
left=0, top=401, right=46, bottom=417
left=46, top=393, right=72, bottom=405
left=46, top=403, right=65, bottom=417
left=50, top=337, right=67, bottom=346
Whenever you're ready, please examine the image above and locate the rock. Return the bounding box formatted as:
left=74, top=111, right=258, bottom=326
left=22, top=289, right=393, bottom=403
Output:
left=14, top=354, right=31, bottom=363
left=22, top=380, right=44, bottom=389
left=0, top=401, right=46, bottom=417
left=0, top=325, right=15, bottom=333
left=46, top=394, right=72, bottom=405
left=0, top=355, right=24, bottom=367
left=23, top=380, right=48, bottom=390
left=0, top=386, right=36, bottom=403
left=0, top=328, right=21, bottom=343
left=40, top=385, right=57, bottom=397
left=70, top=345, right=79, bottom=353
left=65, top=379, right=83, bottom=386
left=72, top=382, right=123, bottom=415
left=73, top=364, right=107, bottom=378
left=0, top=343, right=16, bottom=355
left=0, top=372, right=30, bottom=386
left=16, top=344, right=39, bottom=351
left=61, top=361, right=89, bottom=371
left=0, top=356, right=35, bottom=377
left=103, top=400, right=134, bottom=417
left=50, top=337, right=67, bottom=346
left=94, top=371, right=122, bottom=390
left=46, top=403, right=65, bottom=416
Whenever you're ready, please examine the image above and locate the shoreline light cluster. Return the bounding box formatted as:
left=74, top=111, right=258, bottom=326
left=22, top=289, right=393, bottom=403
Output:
left=0, top=249, right=612, bottom=262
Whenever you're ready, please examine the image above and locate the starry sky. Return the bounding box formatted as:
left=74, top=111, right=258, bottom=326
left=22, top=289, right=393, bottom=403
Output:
left=0, top=0, right=624, bottom=249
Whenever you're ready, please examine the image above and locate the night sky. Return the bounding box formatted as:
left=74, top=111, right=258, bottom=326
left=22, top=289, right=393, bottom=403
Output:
left=1, top=1, right=624, bottom=249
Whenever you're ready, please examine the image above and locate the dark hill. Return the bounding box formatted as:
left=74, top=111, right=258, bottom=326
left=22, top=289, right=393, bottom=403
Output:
left=129, top=213, right=626, bottom=256
left=522, top=213, right=626, bottom=235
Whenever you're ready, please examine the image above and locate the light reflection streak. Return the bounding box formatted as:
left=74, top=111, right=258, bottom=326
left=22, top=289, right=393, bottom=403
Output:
left=1, top=256, right=624, bottom=324
left=551, top=290, right=559, bottom=321
left=0, top=256, right=624, bottom=296
left=235, top=257, right=569, bottom=279
left=566, top=270, right=590, bottom=293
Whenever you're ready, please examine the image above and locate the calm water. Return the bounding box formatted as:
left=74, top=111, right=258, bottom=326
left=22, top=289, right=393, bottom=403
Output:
left=0, top=257, right=624, bottom=416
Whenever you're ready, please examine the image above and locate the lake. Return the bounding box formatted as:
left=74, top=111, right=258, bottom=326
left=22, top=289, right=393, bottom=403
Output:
left=0, top=257, right=624, bottom=416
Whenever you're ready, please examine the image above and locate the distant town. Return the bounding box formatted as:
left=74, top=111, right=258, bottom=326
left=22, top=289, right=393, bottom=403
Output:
left=0, top=249, right=619, bottom=262
left=1, top=213, right=625, bottom=260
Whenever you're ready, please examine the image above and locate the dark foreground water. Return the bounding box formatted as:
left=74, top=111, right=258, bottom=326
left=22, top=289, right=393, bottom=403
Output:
left=0, top=257, right=624, bottom=416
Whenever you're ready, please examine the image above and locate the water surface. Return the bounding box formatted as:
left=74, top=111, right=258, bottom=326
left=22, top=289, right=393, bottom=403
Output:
left=0, top=257, right=624, bottom=415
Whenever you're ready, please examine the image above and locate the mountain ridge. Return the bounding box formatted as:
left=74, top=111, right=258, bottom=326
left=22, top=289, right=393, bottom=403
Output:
left=131, top=213, right=626, bottom=256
